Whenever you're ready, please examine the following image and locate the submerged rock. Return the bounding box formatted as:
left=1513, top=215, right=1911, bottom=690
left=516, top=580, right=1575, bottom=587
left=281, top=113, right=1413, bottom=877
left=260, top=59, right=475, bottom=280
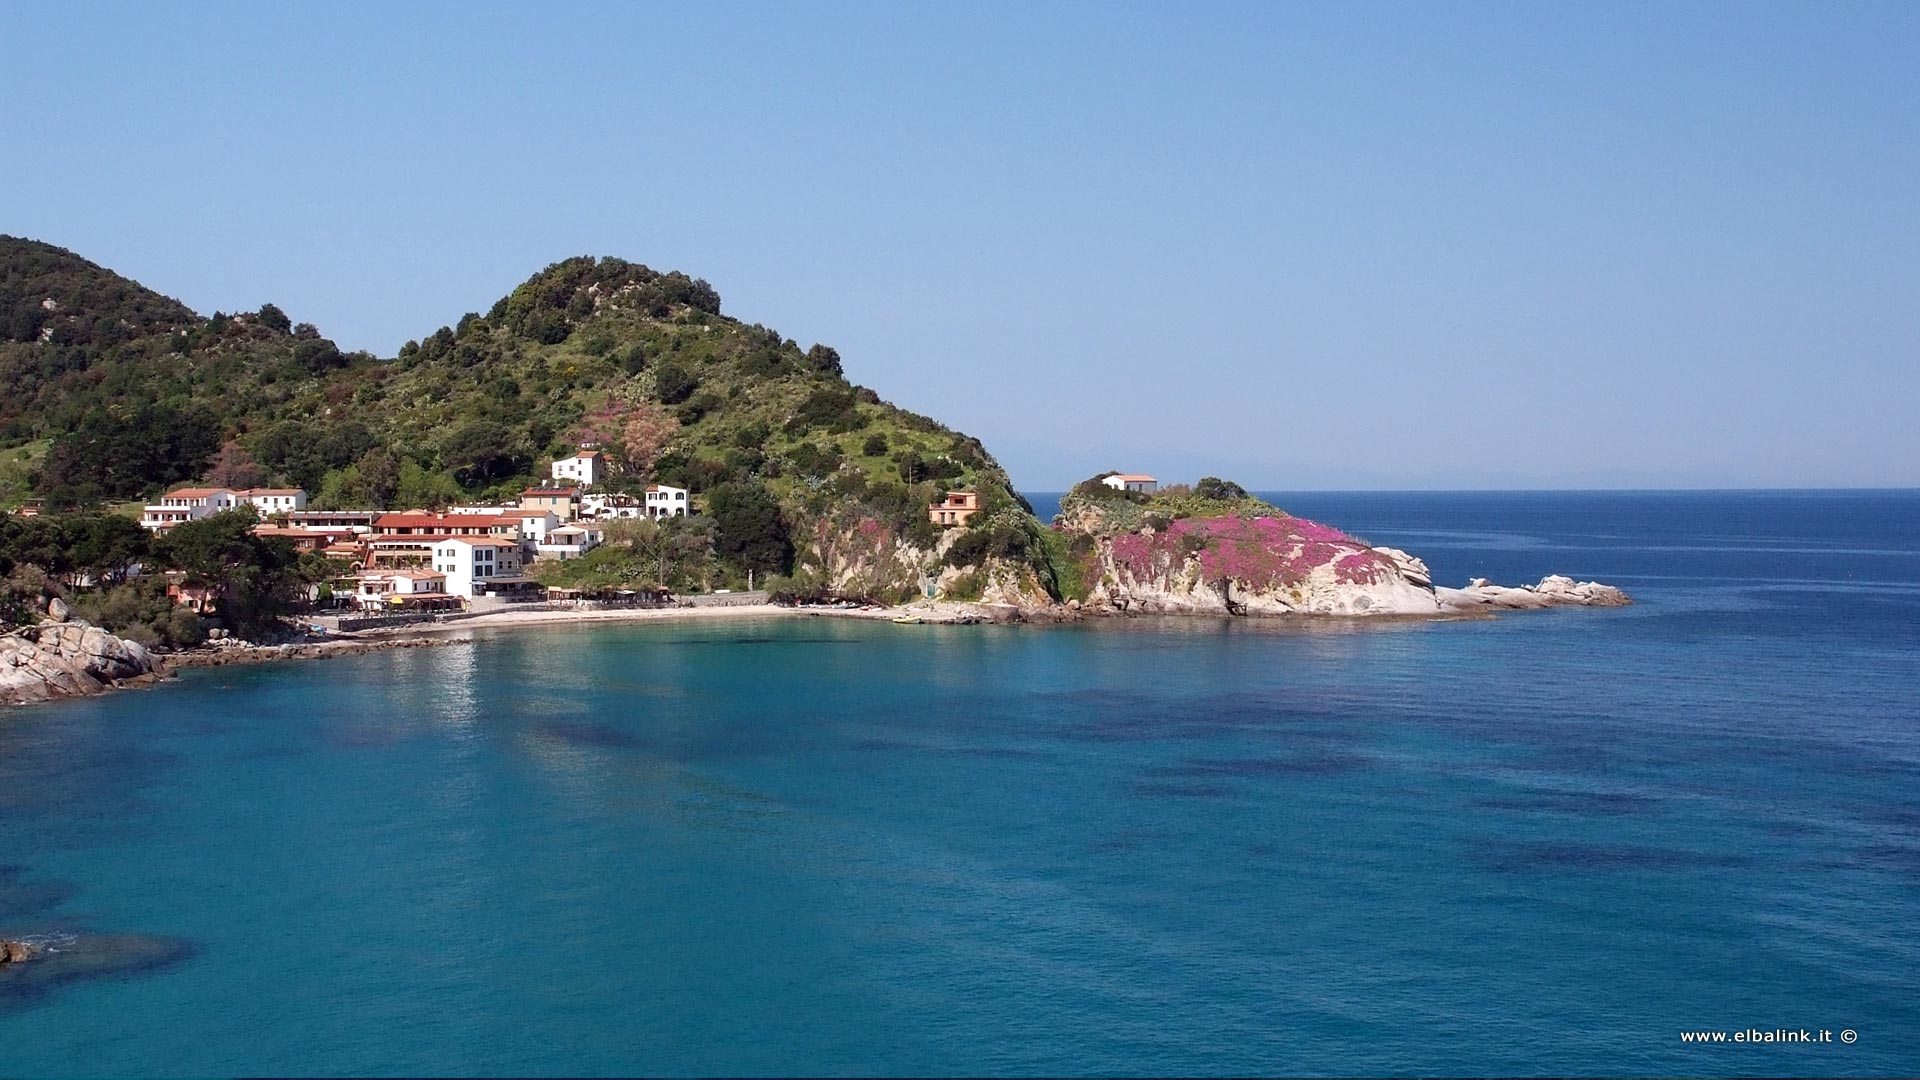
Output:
left=0, top=930, right=195, bottom=1009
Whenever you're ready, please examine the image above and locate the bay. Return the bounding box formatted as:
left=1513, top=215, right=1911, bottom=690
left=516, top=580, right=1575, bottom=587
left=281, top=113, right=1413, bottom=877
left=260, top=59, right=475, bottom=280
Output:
left=2, top=491, right=1916, bottom=1076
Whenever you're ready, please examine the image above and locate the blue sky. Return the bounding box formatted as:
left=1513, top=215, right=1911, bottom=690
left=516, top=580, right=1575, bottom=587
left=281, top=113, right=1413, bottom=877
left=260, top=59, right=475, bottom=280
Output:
left=3, top=2, right=1915, bottom=489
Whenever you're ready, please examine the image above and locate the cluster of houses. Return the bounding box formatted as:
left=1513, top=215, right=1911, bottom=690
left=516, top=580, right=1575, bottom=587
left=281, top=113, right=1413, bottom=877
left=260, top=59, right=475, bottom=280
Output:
left=138, top=450, right=697, bottom=613
left=125, top=445, right=1158, bottom=615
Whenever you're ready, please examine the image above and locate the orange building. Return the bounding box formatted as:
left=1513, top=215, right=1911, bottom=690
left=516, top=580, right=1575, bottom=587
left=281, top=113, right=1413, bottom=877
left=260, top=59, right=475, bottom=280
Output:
left=929, top=490, right=980, bottom=528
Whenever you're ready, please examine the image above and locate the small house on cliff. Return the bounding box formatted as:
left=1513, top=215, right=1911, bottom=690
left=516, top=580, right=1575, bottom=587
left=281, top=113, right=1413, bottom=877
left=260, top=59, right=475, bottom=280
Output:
left=929, top=491, right=980, bottom=528
left=1101, top=473, right=1158, bottom=494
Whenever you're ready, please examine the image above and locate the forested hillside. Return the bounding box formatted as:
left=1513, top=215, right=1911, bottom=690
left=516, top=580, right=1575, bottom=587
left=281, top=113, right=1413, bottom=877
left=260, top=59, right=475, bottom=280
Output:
left=0, top=237, right=1057, bottom=601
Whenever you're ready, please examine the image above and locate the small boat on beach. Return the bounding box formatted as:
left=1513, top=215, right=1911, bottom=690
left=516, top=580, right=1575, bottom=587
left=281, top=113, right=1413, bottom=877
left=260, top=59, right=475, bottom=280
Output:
left=891, top=615, right=923, bottom=625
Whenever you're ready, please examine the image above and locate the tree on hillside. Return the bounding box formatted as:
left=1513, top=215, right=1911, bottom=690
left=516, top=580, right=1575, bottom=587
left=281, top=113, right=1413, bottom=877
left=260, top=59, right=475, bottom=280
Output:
left=620, top=400, right=680, bottom=478
left=206, top=440, right=267, bottom=490
left=707, top=480, right=793, bottom=577
left=255, top=303, right=292, bottom=333
left=440, top=420, right=524, bottom=488
left=40, top=403, right=220, bottom=504
left=806, top=344, right=843, bottom=377
left=653, top=361, right=698, bottom=405
left=1195, top=476, right=1249, bottom=501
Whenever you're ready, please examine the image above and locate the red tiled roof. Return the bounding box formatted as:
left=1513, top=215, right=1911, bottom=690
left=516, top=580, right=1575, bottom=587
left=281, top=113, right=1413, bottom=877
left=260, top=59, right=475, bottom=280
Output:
left=374, top=514, right=514, bottom=530
left=162, top=487, right=232, bottom=499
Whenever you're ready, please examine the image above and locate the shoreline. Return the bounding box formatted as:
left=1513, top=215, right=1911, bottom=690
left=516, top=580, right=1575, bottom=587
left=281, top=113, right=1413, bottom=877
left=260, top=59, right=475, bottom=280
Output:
left=18, top=577, right=1624, bottom=700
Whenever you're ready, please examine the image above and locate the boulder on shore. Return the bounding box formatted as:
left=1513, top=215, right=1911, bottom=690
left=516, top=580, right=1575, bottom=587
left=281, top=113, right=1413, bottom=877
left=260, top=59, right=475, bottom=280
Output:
left=0, top=620, right=162, bottom=707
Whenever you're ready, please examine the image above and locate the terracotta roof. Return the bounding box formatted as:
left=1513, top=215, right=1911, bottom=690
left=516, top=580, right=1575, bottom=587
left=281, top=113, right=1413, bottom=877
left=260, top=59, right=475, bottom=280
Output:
left=162, top=487, right=232, bottom=499
left=374, top=513, right=514, bottom=530
left=239, top=488, right=304, bottom=496
left=1110, top=474, right=1157, bottom=482
left=521, top=487, right=579, bottom=497
left=439, top=537, right=521, bottom=548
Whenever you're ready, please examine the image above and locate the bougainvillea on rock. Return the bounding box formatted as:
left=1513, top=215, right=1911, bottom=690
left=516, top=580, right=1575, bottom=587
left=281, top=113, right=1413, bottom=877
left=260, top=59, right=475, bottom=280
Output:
left=1108, top=515, right=1388, bottom=590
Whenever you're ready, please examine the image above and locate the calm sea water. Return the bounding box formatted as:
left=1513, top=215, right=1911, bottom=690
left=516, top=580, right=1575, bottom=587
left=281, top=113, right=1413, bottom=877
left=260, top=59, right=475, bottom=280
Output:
left=2, top=491, right=1917, bottom=1077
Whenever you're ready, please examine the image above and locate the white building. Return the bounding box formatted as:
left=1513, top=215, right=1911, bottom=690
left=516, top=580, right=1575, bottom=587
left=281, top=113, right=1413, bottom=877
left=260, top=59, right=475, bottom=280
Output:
left=517, top=511, right=561, bottom=546
left=238, top=488, right=308, bottom=515
left=536, top=522, right=603, bottom=561
left=431, top=537, right=525, bottom=599
left=353, top=569, right=450, bottom=611
left=645, top=484, right=690, bottom=519
left=1101, top=473, right=1158, bottom=494
left=582, top=492, right=644, bottom=520
left=140, top=487, right=238, bottom=532
left=551, top=450, right=607, bottom=488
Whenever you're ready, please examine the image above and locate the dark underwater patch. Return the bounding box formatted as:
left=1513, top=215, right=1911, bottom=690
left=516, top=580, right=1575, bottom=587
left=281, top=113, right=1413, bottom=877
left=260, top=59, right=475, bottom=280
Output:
left=1473, top=790, right=1662, bottom=816
left=1128, top=781, right=1233, bottom=799
left=1147, top=752, right=1374, bottom=781
left=0, top=930, right=197, bottom=1014
left=1473, top=840, right=1750, bottom=874
left=534, top=719, right=645, bottom=749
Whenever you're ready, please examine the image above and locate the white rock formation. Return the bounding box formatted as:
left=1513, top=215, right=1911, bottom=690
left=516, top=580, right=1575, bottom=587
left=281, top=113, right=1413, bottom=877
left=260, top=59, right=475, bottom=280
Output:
left=1, top=621, right=161, bottom=707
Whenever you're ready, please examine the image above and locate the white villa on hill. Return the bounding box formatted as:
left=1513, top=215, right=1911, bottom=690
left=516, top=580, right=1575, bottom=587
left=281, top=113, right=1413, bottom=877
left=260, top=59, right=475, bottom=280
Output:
left=551, top=450, right=606, bottom=488
left=645, top=484, right=690, bottom=519
left=582, top=492, right=644, bottom=519
left=141, top=488, right=239, bottom=531
left=141, top=487, right=310, bottom=532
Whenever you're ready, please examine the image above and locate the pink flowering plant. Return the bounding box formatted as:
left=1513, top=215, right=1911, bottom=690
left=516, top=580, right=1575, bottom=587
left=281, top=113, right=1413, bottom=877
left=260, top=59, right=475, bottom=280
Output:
left=1108, top=514, right=1394, bottom=589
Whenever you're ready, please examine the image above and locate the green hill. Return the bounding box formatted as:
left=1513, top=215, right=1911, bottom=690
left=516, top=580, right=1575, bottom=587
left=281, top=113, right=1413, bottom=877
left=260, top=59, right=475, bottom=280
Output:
left=0, top=236, right=1057, bottom=601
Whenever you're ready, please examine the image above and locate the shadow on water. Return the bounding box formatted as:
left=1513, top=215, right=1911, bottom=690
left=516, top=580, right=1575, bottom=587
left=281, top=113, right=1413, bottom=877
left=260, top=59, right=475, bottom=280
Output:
left=0, top=930, right=197, bottom=1015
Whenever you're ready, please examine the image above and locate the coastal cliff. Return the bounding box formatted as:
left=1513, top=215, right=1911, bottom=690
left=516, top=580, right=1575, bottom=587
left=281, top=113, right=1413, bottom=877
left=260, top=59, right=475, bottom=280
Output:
left=1043, top=480, right=1629, bottom=619
left=0, top=620, right=163, bottom=706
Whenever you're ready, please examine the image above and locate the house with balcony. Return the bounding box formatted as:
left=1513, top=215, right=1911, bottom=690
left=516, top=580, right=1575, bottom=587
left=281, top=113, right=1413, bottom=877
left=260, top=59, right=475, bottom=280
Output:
left=352, top=569, right=457, bottom=612
left=141, top=488, right=239, bottom=533
left=536, top=522, right=604, bottom=561
left=432, top=537, right=533, bottom=599
left=582, top=492, right=644, bottom=520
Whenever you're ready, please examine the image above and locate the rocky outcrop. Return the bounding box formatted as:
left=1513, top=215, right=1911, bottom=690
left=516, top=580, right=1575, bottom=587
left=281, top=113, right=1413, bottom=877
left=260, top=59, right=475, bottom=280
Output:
left=1055, top=497, right=1630, bottom=620
left=1, top=938, right=40, bottom=964
left=0, top=621, right=162, bottom=707
left=1077, top=513, right=1448, bottom=617
left=1437, top=575, right=1633, bottom=612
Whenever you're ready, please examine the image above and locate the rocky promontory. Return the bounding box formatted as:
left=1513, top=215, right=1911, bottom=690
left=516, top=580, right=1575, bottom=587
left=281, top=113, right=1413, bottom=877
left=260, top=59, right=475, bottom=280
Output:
left=0, top=620, right=163, bottom=707
left=1047, top=480, right=1629, bottom=620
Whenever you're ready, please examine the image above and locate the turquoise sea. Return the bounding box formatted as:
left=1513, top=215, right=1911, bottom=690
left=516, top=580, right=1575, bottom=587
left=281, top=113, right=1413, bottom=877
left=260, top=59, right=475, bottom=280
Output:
left=2, top=490, right=1917, bottom=1076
